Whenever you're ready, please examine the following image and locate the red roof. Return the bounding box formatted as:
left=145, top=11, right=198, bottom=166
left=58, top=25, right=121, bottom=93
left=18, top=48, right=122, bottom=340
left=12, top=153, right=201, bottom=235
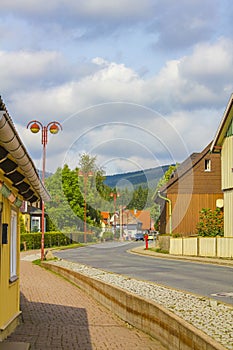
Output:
left=129, top=210, right=151, bottom=230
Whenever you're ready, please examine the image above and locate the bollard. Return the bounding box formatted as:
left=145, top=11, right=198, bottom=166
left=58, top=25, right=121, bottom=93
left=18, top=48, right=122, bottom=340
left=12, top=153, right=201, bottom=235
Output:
left=144, top=234, right=148, bottom=250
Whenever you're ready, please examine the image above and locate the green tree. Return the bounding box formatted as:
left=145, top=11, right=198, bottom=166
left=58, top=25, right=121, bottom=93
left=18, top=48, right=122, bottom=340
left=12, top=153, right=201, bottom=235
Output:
left=45, top=167, right=81, bottom=231
left=127, top=186, right=148, bottom=210
left=150, top=203, right=160, bottom=229
left=155, top=164, right=178, bottom=194
left=78, top=153, right=107, bottom=225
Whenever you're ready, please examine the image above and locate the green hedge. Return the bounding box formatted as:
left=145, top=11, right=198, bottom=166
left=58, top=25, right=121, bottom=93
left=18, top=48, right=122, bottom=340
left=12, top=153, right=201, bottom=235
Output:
left=20, top=231, right=97, bottom=251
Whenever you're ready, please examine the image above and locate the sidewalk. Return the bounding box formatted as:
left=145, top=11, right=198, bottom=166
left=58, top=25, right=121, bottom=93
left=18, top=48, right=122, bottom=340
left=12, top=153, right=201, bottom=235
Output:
left=130, top=244, right=233, bottom=267
left=3, top=252, right=166, bottom=350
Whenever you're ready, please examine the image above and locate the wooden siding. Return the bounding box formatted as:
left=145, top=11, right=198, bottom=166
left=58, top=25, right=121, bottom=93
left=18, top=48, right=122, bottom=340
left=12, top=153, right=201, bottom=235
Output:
left=0, top=193, right=20, bottom=332
left=222, top=136, right=233, bottom=190
left=158, top=150, right=223, bottom=236
left=169, top=152, right=222, bottom=194
left=160, top=193, right=223, bottom=236
left=224, top=190, right=233, bottom=237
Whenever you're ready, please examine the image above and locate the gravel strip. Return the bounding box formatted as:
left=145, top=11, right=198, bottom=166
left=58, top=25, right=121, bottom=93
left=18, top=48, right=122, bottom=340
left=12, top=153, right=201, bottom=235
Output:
left=47, top=258, right=233, bottom=350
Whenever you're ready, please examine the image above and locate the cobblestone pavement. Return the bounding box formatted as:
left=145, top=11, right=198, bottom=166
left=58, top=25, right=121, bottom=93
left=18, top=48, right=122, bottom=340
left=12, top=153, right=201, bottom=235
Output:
left=5, top=255, right=166, bottom=350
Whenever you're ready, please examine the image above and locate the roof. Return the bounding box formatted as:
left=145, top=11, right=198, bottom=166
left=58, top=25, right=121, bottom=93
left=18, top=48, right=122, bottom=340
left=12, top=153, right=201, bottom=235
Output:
left=0, top=97, right=50, bottom=202
left=114, top=210, right=142, bottom=225
left=210, top=93, right=233, bottom=152
left=101, top=211, right=110, bottom=225
left=157, top=142, right=212, bottom=194
left=129, top=210, right=151, bottom=230
left=101, top=211, right=110, bottom=219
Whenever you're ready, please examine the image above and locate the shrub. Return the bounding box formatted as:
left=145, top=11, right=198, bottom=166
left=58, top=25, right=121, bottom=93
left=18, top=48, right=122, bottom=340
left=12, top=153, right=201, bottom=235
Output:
left=196, top=208, right=224, bottom=237
left=102, top=231, right=114, bottom=241
left=20, top=231, right=99, bottom=250
left=20, top=232, right=70, bottom=251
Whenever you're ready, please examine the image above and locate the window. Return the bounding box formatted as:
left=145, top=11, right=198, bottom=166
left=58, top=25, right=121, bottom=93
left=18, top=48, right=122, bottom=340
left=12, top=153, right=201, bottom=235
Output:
left=31, top=216, right=40, bottom=232
left=204, top=159, right=211, bottom=172
left=10, top=210, right=17, bottom=281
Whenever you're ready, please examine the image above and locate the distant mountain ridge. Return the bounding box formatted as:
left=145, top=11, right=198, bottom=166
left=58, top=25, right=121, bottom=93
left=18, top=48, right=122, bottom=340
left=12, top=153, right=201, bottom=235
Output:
left=104, top=165, right=171, bottom=189
left=39, top=165, right=171, bottom=190
left=37, top=169, right=53, bottom=179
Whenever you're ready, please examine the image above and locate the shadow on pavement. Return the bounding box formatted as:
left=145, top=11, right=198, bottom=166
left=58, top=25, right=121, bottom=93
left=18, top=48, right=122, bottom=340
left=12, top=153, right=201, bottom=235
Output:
left=5, top=293, right=92, bottom=350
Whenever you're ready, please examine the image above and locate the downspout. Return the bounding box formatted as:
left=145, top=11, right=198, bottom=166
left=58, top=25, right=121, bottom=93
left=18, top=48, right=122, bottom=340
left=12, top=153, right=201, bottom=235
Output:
left=158, top=191, right=172, bottom=235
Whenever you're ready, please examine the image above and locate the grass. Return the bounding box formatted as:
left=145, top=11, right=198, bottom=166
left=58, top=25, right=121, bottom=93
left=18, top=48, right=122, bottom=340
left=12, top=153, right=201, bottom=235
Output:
left=51, top=242, right=84, bottom=251
left=32, top=259, right=42, bottom=266
left=149, top=247, right=169, bottom=254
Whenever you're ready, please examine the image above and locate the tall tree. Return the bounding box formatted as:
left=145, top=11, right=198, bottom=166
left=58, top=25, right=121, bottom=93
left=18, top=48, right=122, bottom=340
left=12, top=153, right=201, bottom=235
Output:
left=45, top=167, right=81, bottom=231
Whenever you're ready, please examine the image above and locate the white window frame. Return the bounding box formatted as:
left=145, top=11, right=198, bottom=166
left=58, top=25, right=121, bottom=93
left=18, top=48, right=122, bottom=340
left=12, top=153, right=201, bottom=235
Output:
left=204, top=159, right=211, bottom=172
left=10, top=210, right=18, bottom=281
left=31, top=216, right=40, bottom=232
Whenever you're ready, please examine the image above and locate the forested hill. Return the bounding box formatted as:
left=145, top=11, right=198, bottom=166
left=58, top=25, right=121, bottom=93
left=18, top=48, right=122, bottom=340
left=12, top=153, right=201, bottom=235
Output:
left=104, top=165, right=171, bottom=189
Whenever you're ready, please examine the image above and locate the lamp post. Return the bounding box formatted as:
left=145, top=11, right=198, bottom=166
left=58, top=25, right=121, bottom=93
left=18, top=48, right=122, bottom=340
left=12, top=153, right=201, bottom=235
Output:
left=110, top=192, right=120, bottom=236
left=79, top=170, right=93, bottom=243
left=27, top=120, right=62, bottom=260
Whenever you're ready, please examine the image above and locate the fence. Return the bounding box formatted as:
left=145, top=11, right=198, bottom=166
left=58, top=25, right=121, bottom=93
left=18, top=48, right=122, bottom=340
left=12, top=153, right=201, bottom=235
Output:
left=170, top=237, right=233, bottom=258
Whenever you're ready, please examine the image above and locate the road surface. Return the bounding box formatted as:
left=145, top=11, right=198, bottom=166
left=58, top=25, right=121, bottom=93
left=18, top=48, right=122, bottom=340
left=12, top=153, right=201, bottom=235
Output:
left=54, top=241, right=233, bottom=305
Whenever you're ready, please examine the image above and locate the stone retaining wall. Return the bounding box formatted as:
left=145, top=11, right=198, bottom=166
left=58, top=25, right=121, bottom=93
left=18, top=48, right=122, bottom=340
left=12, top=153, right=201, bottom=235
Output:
left=43, top=262, right=226, bottom=350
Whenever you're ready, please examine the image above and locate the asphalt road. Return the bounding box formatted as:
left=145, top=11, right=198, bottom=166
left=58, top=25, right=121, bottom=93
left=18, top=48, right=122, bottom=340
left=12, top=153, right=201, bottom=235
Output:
left=54, top=241, right=233, bottom=305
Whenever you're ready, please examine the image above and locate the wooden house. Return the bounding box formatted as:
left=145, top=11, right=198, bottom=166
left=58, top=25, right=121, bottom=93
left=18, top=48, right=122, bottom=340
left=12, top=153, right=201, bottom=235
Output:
left=0, top=99, right=50, bottom=340
left=155, top=143, right=223, bottom=236
left=211, top=94, right=233, bottom=237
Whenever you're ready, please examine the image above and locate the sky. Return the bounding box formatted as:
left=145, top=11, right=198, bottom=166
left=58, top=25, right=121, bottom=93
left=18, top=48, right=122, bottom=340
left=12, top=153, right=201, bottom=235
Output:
left=1, top=0, right=233, bottom=176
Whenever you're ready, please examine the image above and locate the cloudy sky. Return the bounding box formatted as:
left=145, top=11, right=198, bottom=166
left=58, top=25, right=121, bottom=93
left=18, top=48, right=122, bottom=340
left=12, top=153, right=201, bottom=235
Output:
left=1, top=0, right=233, bottom=176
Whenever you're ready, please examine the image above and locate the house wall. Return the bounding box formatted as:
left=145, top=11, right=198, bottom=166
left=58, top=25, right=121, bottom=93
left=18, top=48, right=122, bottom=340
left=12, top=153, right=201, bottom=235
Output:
left=21, top=212, right=30, bottom=232
left=223, top=190, right=233, bottom=237
left=159, top=152, right=223, bottom=236
left=0, top=193, right=21, bottom=340
left=221, top=136, right=233, bottom=190
left=161, top=193, right=223, bottom=236
left=221, top=136, right=233, bottom=238
left=169, top=152, right=222, bottom=194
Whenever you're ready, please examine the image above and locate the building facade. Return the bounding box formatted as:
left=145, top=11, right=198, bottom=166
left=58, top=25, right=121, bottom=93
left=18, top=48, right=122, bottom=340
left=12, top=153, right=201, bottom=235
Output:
left=211, top=94, right=233, bottom=237
left=0, top=99, right=50, bottom=340
left=155, top=143, right=223, bottom=236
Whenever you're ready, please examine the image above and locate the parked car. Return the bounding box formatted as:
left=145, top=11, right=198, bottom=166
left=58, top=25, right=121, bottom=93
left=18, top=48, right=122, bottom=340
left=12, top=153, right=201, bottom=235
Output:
left=134, top=232, right=144, bottom=241
left=146, top=231, right=159, bottom=240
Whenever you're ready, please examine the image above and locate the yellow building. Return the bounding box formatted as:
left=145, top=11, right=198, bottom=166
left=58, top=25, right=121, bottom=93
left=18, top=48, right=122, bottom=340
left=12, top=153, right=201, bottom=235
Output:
left=211, top=94, right=233, bottom=237
left=0, top=100, right=50, bottom=340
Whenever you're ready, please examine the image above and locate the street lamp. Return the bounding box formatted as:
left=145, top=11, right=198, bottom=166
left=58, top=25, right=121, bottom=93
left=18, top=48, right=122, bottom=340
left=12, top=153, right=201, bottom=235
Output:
left=27, top=120, right=62, bottom=260
left=79, top=170, right=93, bottom=243
left=110, top=192, right=120, bottom=236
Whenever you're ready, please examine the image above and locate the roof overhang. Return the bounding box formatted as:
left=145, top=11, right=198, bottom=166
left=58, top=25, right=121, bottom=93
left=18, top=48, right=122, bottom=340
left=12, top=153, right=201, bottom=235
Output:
left=210, top=94, right=233, bottom=153
left=0, top=108, right=50, bottom=203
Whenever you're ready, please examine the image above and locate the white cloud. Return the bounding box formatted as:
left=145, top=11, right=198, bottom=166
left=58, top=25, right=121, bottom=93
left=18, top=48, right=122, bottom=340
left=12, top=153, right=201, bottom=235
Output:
left=1, top=0, right=233, bottom=175
left=0, top=50, right=68, bottom=93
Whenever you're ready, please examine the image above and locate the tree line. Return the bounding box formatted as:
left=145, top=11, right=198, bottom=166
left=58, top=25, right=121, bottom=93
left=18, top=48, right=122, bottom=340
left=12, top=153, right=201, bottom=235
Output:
left=44, top=153, right=162, bottom=232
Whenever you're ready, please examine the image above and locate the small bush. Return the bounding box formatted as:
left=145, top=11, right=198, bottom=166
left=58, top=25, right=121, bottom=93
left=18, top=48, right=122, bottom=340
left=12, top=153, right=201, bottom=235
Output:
left=196, top=208, right=224, bottom=237
left=102, top=231, right=114, bottom=241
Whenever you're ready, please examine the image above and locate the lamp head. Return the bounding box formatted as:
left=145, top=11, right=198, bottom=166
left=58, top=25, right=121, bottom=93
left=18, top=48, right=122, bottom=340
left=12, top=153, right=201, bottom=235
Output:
left=30, top=122, right=40, bottom=133
left=49, top=123, right=59, bottom=134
